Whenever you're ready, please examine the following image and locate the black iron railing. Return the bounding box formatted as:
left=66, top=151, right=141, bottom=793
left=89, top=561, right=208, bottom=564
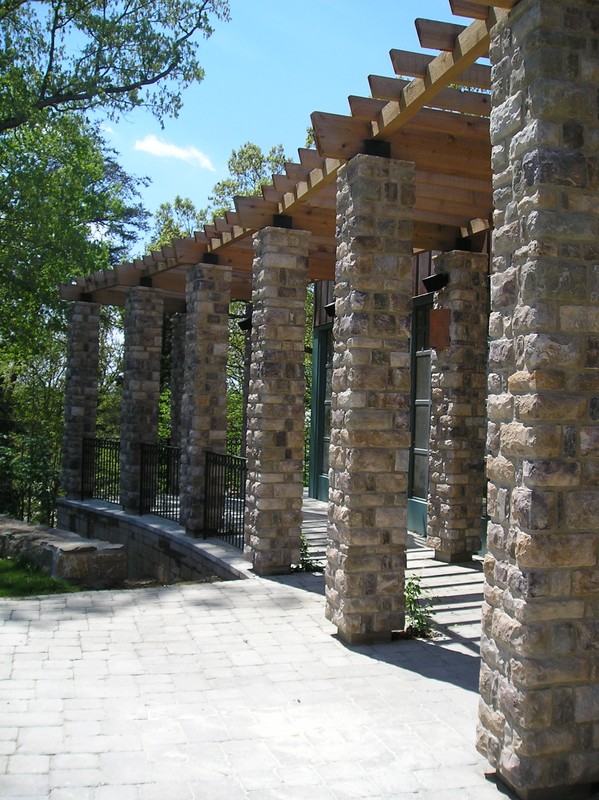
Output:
left=139, top=442, right=181, bottom=522
left=204, top=450, right=247, bottom=549
left=81, top=437, right=121, bottom=503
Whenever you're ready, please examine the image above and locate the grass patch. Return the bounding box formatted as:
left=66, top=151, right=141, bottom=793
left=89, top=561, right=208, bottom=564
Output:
left=0, top=557, right=79, bottom=597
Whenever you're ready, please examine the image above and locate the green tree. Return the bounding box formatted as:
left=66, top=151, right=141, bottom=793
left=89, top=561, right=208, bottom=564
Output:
left=208, top=142, right=287, bottom=219
left=0, top=0, right=230, bottom=134
left=149, top=195, right=208, bottom=250
left=0, top=111, right=147, bottom=522
left=0, top=112, right=148, bottom=356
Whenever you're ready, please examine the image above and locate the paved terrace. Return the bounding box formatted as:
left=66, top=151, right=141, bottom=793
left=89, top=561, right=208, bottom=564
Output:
left=0, top=502, right=528, bottom=800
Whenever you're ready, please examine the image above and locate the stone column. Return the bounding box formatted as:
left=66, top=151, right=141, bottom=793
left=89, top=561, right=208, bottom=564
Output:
left=61, top=301, right=101, bottom=499
left=119, top=287, right=163, bottom=514
left=169, top=312, right=186, bottom=448
left=477, top=2, right=599, bottom=798
left=244, top=227, right=309, bottom=575
left=179, top=262, right=231, bottom=533
left=325, top=154, right=414, bottom=644
left=426, top=251, right=489, bottom=562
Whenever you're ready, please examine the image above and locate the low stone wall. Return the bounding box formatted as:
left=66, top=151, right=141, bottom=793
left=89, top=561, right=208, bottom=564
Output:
left=0, top=516, right=126, bottom=589
left=56, top=498, right=252, bottom=584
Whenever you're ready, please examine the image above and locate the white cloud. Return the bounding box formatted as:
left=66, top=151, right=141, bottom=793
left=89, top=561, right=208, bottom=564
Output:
left=134, top=134, right=215, bottom=171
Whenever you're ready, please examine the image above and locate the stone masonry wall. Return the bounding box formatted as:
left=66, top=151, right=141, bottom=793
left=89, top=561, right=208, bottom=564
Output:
left=325, top=154, right=414, bottom=644
left=119, top=287, right=163, bottom=514
left=244, top=227, right=309, bottom=575
left=427, top=251, right=489, bottom=562
left=478, top=2, right=599, bottom=797
left=179, top=262, right=231, bottom=533
left=62, top=301, right=100, bottom=499
left=56, top=500, right=233, bottom=583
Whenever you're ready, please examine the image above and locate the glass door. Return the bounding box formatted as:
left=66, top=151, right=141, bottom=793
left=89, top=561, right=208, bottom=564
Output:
left=408, top=296, right=433, bottom=535
left=309, top=323, right=333, bottom=500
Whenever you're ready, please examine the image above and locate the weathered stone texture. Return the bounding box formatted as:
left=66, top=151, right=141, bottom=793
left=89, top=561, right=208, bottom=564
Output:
left=61, top=301, right=101, bottom=499
left=0, top=516, right=126, bottom=589
left=119, top=287, right=164, bottom=514
left=244, top=227, right=309, bottom=575
left=325, top=154, right=414, bottom=644
left=478, top=2, right=599, bottom=797
left=179, top=263, right=231, bottom=533
left=426, top=251, right=488, bottom=562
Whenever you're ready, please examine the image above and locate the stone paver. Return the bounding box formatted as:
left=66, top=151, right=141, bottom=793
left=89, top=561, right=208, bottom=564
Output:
left=2, top=537, right=591, bottom=799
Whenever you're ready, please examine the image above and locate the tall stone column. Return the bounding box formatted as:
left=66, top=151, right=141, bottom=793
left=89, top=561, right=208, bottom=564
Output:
left=426, top=250, right=489, bottom=562
left=325, top=154, right=414, bottom=644
left=61, top=301, right=101, bottom=499
left=478, top=2, right=599, bottom=797
left=169, top=312, right=186, bottom=448
left=244, top=227, right=309, bottom=575
left=179, top=262, right=231, bottom=533
left=119, top=287, right=163, bottom=514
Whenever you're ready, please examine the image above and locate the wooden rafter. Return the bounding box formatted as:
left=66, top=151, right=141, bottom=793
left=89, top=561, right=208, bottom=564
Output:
left=449, top=0, right=490, bottom=19
left=372, top=10, right=504, bottom=139
left=451, top=0, right=518, bottom=8
left=369, top=75, right=490, bottom=116
left=63, top=1, right=509, bottom=305
left=389, top=49, right=491, bottom=89
left=415, top=19, right=468, bottom=52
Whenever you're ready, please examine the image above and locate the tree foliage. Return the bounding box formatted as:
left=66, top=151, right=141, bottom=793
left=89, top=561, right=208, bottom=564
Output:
left=0, top=0, right=230, bottom=134
left=0, top=112, right=148, bottom=356
left=0, top=111, right=147, bottom=522
left=149, top=195, right=208, bottom=250
left=208, top=142, right=287, bottom=219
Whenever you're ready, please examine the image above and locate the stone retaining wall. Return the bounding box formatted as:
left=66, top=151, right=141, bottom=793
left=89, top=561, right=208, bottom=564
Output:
left=56, top=499, right=247, bottom=584
left=0, top=516, right=126, bottom=589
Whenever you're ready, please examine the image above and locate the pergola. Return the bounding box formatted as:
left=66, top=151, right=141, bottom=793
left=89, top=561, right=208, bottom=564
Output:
left=60, top=0, right=515, bottom=311
left=59, top=1, right=599, bottom=798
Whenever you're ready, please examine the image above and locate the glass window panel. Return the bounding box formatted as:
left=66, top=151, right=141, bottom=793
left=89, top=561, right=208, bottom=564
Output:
left=414, top=405, right=430, bottom=450
left=323, top=406, right=331, bottom=440
left=412, top=453, right=429, bottom=499
left=415, top=354, right=431, bottom=400
left=321, top=444, right=329, bottom=476
left=325, top=366, right=332, bottom=400
left=326, top=329, right=334, bottom=363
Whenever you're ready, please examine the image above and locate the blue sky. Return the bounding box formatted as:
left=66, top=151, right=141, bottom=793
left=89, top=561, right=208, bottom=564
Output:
left=103, top=0, right=459, bottom=236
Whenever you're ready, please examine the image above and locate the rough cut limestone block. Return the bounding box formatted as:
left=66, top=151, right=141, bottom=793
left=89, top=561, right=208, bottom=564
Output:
left=0, top=516, right=126, bottom=589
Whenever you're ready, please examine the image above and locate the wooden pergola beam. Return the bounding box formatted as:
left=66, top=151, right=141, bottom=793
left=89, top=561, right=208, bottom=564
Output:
left=171, top=237, right=208, bottom=265
left=415, top=19, right=467, bottom=52
left=450, top=0, right=489, bottom=19
left=373, top=11, right=504, bottom=139
left=389, top=48, right=491, bottom=89
left=452, top=0, right=519, bottom=8
left=369, top=75, right=490, bottom=116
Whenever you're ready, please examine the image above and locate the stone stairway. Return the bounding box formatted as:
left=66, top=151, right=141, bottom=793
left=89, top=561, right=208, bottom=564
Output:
left=301, top=494, right=328, bottom=569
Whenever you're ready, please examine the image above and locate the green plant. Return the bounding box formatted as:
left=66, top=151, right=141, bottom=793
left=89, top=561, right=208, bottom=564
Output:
left=404, top=574, right=435, bottom=637
left=0, top=557, right=78, bottom=598
left=296, top=532, right=320, bottom=572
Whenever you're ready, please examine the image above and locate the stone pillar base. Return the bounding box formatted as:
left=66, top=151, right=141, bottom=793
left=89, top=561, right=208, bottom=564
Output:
left=496, top=775, right=594, bottom=800
left=433, top=549, right=473, bottom=564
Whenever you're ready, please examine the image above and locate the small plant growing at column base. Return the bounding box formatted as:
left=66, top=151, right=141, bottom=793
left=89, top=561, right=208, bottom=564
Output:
left=403, top=574, right=435, bottom=638
left=291, top=532, right=321, bottom=572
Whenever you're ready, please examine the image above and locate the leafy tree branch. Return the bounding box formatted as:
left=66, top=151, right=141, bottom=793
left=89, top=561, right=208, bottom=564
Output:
left=0, top=0, right=230, bottom=133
